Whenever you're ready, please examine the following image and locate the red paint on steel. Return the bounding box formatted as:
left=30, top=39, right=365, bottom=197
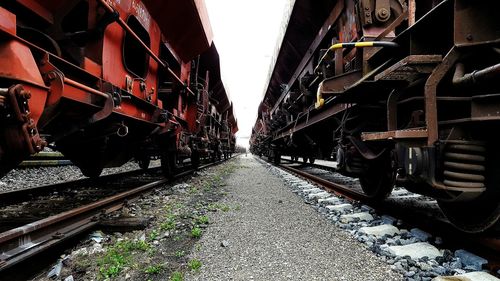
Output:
left=98, top=0, right=195, bottom=97
left=63, top=77, right=108, bottom=99
left=141, top=0, right=213, bottom=62
left=0, top=7, right=16, bottom=35
left=15, top=0, right=54, bottom=24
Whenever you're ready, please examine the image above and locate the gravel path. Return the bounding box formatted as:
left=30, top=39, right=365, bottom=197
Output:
left=186, top=155, right=402, bottom=280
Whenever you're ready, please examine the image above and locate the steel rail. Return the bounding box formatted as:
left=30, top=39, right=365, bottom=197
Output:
left=0, top=167, right=162, bottom=207
left=0, top=157, right=233, bottom=271
left=279, top=164, right=366, bottom=201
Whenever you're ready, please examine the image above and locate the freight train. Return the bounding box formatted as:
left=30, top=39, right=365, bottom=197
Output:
left=0, top=0, right=237, bottom=178
left=251, top=0, right=499, bottom=233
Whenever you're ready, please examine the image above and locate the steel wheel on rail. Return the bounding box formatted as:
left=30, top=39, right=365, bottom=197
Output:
left=437, top=142, right=500, bottom=233
left=191, top=150, right=200, bottom=169
left=80, top=165, right=103, bottom=178
left=438, top=194, right=500, bottom=233
left=161, top=151, right=177, bottom=179
left=359, top=153, right=395, bottom=200
left=273, top=151, right=281, bottom=165
left=302, top=156, right=308, bottom=164
left=137, top=155, right=150, bottom=170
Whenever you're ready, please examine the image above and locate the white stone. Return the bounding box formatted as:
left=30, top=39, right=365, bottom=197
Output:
left=432, top=272, right=500, bottom=281
left=318, top=197, right=341, bottom=205
left=391, top=189, right=409, bottom=196
left=326, top=203, right=354, bottom=213
left=340, top=212, right=374, bottom=223
left=388, top=242, right=442, bottom=260
left=307, top=191, right=330, bottom=200
left=301, top=188, right=322, bottom=194
left=359, top=224, right=400, bottom=238
left=389, top=189, right=422, bottom=199
left=394, top=194, right=422, bottom=199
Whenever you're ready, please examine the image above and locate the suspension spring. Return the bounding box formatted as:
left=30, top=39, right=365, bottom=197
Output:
left=443, top=142, right=486, bottom=188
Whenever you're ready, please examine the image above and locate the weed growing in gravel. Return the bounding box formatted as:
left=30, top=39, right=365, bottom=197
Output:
left=97, top=239, right=151, bottom=279
left=163, top=203, right=174, bottom=212
left=144, top=264, right=164, bottom=274
left=207, top=202, right=231, bottom=212
left=207, top=203, right=218, bottom=211
left=160, top=214, right=177, bottom=231
left=170, top=271, right=184, bottom=281
left=196, top=215, right=209, bottom=225
left=188, top=186, right=199, bottom=194
left=188, top=259, right=202, bottom=271
left=164, top=202, right=185, bottom=213
left=212, top=175, right=223, bottom=186
left=220, top=204, right=230, bottom=212
left=148, top=230, right=159, bottom=241
left=173, top=235, right=182, bottom=241
left=203, top=181, right=213, bottom=191
left=175, top=250, right=185, bottom=257
left=191, top=227, right=202, bottom=238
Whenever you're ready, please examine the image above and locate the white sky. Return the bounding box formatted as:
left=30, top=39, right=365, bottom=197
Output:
left=205, top=0, right=292, bottom=148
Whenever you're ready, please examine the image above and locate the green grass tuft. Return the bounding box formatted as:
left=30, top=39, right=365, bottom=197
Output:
left=97, top=239, right=151, bottom=279
left=188, top=259, right=202, bottom=271
left=170, top=271, right=183, bottom=281
left=191, top=227, right=202, bottom=238
left=196, top=215, right=209, bottom=225
left=144, top=264, right=164, bottom=274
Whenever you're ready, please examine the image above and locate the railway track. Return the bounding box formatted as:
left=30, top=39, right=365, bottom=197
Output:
left=275, top=161, right=500, bottom=277
left=0, top=166, right=163, bottom=208
left=0, top=158, right=233, bottom=272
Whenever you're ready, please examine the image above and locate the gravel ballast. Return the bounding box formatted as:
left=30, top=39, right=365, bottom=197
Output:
left=186, top=155, right=402, bottom=280
left=0, top=160, right=160, bottom=192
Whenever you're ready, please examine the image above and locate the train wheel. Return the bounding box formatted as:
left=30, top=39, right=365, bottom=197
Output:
left=437, top=141, right=500, bottom=233
left=161, top=151, right=176, bottom=179
left=191, top=151, right=200, bottom=169
left=137, top=157, right=150, bottom=170
left=438, top=194, right=500, bottom=233
left=80, top=165, right=103, bottom=178
left=273, top=152, right=281, bottom=165
left=309, top=157, right=315, bottom=164
left=302, top=156, right=308, bottom=164
left=359, top=155, right=394, bottom=200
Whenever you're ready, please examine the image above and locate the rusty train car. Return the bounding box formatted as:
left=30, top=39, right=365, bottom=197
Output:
left=251, top=0, right=499, bottom=232
left=0, top=0, right=237, bottom=178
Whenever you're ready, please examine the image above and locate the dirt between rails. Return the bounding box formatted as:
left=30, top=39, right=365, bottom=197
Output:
left=31, top=159, right=239, bottom=281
